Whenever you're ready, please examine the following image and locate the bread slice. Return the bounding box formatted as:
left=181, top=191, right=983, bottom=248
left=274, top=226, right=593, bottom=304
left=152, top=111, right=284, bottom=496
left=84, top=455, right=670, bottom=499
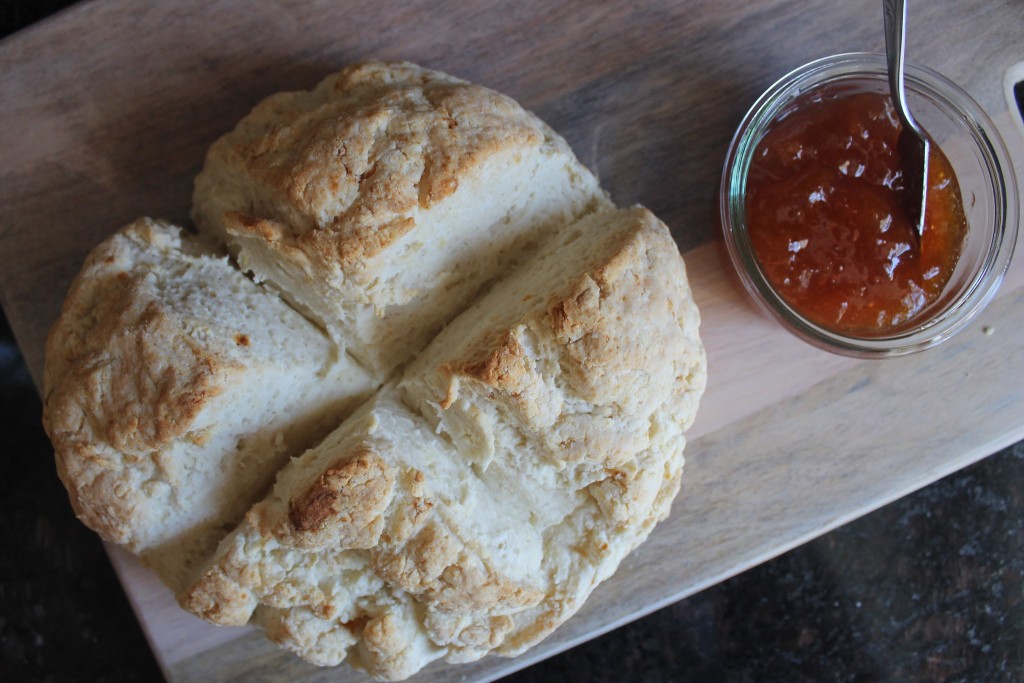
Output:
left=246, top=429, right=686, bottom=676
left=179, top=388, right=544, bottom=628
left=250, top=420, right=688, bottom=674
left=178, top=207, right=706, bottom=677
left=192, top=61, right=611, bottom=374
left=396, top=204, right=705, bottom=657
left=42, top=218, right=376, bottom=589
left=399, top=205, right=706, bottom=482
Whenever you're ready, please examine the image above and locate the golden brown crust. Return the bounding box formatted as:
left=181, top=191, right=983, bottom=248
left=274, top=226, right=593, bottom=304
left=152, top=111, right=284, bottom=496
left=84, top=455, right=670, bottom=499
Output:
left=451, top=208, right=671, bottom=396
left=198, top=61, right=547, bottom=278
left=442, top=207, right=700, bottom=468
left=370, top=514, right=544, bottom=615
left=42, top=219, right=236, bottom=545
left=177, top=558, right=258, bottom=627
left=548, top=209, right=687, bottom=405
left=264, top=449, right=397, bottom=550
left=288, top=450, right=387, bottom=533
left=449, top=330, right=530, bottom=398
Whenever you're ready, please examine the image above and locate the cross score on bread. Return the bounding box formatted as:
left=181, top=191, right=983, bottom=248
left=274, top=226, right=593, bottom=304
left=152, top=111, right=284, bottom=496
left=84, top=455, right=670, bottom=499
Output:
left=42, top=61, right=706, bottom=681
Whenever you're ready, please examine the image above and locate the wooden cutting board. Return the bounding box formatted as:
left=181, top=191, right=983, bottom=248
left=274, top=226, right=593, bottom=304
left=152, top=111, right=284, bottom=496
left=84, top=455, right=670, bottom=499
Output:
left=2, top=1, right=1022, bottom=681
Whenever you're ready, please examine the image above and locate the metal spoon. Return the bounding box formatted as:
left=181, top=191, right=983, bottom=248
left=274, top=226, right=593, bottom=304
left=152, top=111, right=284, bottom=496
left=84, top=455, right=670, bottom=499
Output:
left=883, top=0, right=929, bottom=241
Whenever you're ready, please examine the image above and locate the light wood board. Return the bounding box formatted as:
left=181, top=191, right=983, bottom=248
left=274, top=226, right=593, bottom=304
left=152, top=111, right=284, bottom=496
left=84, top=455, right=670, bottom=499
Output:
left=1, top=1, right=1022, bottom=681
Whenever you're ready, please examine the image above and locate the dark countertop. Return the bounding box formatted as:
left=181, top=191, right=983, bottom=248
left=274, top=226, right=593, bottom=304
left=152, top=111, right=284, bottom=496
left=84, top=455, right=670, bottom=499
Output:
left=2, top=4, right=1022, bottom=682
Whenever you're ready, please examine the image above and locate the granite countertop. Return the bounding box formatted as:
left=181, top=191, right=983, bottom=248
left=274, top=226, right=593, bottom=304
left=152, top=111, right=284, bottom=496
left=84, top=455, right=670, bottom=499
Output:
left=2, top=4, right=1022, bottom=682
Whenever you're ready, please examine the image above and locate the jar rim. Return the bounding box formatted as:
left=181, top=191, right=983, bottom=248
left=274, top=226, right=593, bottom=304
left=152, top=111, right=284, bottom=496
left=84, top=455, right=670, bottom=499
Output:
left=719, top=52, right=1019, bottom=357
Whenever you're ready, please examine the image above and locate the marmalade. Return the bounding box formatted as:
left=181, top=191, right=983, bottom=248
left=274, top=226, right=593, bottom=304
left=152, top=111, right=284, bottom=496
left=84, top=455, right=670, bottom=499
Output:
left=746, top=88, right=968, bottom=334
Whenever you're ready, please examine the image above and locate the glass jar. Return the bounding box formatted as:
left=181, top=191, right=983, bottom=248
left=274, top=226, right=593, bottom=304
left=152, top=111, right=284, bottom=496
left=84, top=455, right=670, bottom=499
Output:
left=719, top=52, right=1018, bottom=357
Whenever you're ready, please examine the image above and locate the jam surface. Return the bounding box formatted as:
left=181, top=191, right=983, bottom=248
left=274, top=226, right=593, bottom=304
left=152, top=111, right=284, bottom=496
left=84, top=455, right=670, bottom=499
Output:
left=745, top=88, right=968, bottom=334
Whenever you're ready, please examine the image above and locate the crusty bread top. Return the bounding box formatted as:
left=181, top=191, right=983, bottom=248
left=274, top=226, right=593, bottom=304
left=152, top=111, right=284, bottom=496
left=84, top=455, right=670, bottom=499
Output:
left=42, top=218, right=375, bottom=560
left=43, top=219, right=238, bottom=544
left=402, top=206, right=705, bottom=474
left=45, top=221, right=224, bottom=454
left=194, top=60, right=553, bottom=274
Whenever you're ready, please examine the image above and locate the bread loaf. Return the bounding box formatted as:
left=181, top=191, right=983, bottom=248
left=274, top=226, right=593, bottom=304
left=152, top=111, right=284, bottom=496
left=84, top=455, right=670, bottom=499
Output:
left=42, top=61, right=706, bottom=681
left=42, top=218, right=375, bottom=590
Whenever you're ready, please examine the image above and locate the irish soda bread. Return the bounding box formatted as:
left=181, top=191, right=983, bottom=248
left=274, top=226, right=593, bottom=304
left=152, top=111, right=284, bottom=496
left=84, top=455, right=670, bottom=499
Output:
left=43, top=61, right=706, bottom=680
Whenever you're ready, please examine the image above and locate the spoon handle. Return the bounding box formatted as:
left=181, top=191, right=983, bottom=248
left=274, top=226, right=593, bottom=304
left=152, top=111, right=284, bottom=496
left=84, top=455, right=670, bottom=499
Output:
left=883, top=0, right=923, bottom=135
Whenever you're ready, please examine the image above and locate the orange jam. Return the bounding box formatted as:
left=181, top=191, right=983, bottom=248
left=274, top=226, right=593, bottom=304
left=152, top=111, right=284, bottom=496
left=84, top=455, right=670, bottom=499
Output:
left=745, top=88, right=968, bottom=334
